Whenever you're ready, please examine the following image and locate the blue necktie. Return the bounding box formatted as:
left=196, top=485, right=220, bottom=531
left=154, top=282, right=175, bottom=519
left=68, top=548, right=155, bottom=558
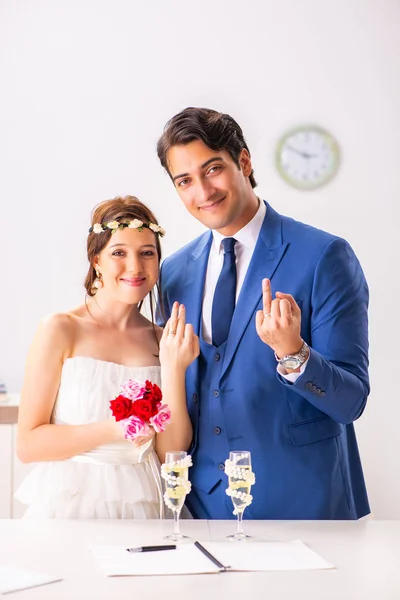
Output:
left=212, top=237, right=237, bottom=347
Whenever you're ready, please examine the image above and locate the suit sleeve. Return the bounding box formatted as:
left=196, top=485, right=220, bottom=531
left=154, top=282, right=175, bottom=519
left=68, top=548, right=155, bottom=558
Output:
left=277, top=237, right=370, bottom=425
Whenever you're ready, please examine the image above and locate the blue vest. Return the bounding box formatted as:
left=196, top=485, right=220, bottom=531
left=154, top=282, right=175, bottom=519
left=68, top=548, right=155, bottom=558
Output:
left=186, top=326, right=235, bottom=519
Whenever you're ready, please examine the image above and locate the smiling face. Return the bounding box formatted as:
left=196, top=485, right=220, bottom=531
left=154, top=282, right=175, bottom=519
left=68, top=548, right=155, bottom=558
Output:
left=93, top=227, right=159, bottom=305
left=167, top=140, right=259, bottom=236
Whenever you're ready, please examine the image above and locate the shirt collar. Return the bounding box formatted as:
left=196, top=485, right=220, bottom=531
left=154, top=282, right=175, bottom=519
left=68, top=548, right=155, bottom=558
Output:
left=212, top=198, right=266, bottom=253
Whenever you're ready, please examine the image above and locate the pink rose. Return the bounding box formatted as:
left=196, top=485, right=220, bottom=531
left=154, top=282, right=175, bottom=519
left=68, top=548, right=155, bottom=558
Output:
left=122, top=415, right=151, bottom=441
left=120, top=379, right=146, bottom=401
left=149, top=404, right=171, bottom=433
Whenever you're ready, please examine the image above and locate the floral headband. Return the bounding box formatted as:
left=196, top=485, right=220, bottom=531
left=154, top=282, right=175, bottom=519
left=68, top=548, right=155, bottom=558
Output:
left=89, top=219, right=165, bottom=237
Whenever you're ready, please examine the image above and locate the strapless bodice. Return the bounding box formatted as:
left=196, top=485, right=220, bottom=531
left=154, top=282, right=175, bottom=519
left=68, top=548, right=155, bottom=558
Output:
left=52, top=356, right=161, bottom=464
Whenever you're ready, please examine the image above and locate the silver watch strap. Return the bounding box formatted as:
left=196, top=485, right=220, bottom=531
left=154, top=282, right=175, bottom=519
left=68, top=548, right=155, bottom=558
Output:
left=274, top=341, right=309, bottom=364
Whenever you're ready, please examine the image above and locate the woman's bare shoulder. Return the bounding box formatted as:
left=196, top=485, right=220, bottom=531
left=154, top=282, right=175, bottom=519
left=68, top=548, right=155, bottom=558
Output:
left=38, top=306, right=89, bottom=343
left=41, top=307, right=84, bottom=328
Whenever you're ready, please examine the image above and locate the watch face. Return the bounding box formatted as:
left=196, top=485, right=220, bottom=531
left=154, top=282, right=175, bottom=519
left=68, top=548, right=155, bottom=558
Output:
left=276, top=125, right=340, bottom=190
left=280, top=357, right=301, bottom=370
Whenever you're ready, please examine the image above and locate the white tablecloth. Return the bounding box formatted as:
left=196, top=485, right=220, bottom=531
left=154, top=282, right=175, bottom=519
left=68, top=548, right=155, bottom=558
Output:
left=0, top=518, right=398, bottom=599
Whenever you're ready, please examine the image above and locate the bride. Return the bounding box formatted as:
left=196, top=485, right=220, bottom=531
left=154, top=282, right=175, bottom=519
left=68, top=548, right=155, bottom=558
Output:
left=15, top=195, right=199, bottom=519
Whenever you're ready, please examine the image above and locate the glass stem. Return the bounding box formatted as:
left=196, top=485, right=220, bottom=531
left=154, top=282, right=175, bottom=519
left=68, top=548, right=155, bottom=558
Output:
left=173, top=510, right=180, bottom=536
left=237, top=511, right=244, bottom=536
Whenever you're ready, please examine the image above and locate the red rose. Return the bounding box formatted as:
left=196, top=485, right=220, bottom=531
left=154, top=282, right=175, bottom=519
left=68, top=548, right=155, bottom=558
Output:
left=151, top=382, right=163, bottom=403
left=110, top=395, right=132, bottom=422
left=130, top=398, right=158, bottom=421
left=144, top=380, right=163, bottom=409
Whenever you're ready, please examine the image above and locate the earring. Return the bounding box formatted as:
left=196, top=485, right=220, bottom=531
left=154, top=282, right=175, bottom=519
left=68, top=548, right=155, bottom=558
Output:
left=93, top=268, right=103, bottom=290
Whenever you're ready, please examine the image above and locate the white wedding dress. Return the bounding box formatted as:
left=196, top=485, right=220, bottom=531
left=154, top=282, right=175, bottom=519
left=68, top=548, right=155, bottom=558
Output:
left=15, top=356, right=165, bottom=519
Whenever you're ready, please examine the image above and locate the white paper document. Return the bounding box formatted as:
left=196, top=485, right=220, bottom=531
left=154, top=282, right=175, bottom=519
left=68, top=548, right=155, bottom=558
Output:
left=91, top=540, right=334, bottom=577
left=0, top=566, right=61, bottom=595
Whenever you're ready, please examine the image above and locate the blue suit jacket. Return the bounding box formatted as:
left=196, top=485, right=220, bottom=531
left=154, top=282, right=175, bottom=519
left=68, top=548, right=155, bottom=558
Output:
left=159, top=202, right=370, bottom=519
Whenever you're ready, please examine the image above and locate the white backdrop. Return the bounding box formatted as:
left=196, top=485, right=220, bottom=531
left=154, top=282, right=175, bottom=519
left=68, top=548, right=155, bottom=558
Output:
left=0, top=0, right=399, bottom=517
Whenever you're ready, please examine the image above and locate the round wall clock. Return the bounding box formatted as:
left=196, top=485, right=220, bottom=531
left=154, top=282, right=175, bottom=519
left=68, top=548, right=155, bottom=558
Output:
left=275, top=125, right=340, bottom=190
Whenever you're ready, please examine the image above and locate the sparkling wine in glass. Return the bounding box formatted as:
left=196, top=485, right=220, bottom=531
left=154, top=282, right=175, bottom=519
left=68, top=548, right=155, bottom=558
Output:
left=161, top=451, right=192, bottom=541
left=226, top=450, right=255, bottom=541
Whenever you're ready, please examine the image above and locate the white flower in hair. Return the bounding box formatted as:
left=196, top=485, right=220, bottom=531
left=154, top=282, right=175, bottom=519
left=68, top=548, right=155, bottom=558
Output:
left=107, top=220, right=120, bottom=231
left=129, top=219, right=144, bottom=229
left=89, top=218, right=165, bottom=237
left=149, top=223, right=166, bottom=236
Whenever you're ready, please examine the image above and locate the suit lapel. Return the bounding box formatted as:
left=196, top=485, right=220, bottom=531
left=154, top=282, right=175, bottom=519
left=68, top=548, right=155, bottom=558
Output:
left=220, top=203, right=288, bottom=380
left=182, top=232, right=212, bottom=336
left=182, top=232, right=212, bottom=388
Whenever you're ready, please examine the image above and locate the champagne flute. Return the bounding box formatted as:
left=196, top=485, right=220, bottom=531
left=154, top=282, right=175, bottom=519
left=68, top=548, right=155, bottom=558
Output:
left=225, top=450, right=255, bottom=541
left=161, top=451, right=192, bottom=541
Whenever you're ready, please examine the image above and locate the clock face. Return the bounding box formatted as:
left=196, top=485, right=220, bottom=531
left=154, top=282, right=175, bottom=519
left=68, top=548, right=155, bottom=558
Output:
left=276, top=126, right=340, bottom=190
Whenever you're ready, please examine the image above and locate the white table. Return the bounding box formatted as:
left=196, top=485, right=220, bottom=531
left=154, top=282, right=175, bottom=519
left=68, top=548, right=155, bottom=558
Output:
left=0, top=519, right=398, bottom=599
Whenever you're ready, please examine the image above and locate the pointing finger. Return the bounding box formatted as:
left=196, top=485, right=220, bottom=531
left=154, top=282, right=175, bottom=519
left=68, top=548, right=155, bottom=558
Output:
left=262, top=279, right=272, bottom=317
left=169, top=301, right=179, bottom=335
left=175, top=304, right=186, bottom=339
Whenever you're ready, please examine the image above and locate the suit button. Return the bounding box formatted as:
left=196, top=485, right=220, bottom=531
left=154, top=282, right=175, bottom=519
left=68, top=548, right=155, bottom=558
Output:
left=218, top=463, right=225, bottom=471
left=215, top=353, right=221, bottom=362
left=213, top=390, right=219, bottom=398
left=320, top=391, right=326, bottom=397
left=192, top=393, right=198, bottom=403
left=214, top=426, right=221, bottom=435
left=311, top=384, right=317, bottom=392
left=306, top=382, right=313, bottom=390
left=316, top=388, right=322, bottom=394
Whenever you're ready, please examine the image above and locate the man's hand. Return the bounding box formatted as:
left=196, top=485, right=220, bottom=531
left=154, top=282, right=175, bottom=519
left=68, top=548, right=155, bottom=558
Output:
left=255, top=278, right=303, bottom=358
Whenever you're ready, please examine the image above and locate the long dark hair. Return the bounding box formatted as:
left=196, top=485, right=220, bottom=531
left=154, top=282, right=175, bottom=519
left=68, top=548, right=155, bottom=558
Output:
left=157, top=107, right=257, bottom=188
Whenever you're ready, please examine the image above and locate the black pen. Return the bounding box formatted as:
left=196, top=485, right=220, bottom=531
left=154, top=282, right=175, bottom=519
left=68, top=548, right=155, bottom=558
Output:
left=126, top=544, right=177, bottom=553
left=194, top=541, right=230, bottom=572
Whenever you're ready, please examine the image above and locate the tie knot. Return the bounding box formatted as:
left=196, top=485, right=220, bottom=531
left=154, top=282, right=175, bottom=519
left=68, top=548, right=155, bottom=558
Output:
left=222, top=237, right=237, bottom=254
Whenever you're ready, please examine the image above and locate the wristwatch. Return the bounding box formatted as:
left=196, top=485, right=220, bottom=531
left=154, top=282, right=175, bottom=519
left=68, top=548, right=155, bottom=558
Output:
left=274, top=341, right=309, bottom=370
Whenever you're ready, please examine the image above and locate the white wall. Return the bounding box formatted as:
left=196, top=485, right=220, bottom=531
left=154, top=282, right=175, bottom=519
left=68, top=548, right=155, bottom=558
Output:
left=0, top=0, right=399, bottom=517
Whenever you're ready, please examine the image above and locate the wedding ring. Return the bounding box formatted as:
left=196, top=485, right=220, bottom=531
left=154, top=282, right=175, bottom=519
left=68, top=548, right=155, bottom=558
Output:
left=263, top=312, right=271, bottom=318
left=169, top=329, right=177, bottom=335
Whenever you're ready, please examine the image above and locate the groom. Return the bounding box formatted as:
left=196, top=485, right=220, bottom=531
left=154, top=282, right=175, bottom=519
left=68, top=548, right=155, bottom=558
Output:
left=156, top=107, right=370, bottom=520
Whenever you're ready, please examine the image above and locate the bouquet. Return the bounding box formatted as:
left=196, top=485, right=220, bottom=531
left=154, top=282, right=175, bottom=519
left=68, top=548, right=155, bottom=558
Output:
left=110, top=379, right=171, bottom=441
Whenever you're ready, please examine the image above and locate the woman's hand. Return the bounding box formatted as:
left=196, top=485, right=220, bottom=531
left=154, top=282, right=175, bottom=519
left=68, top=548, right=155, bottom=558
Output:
left=107, top=417, right=127, bottom=443
left=108, top=417, right=156, bottom=446
left=159, top=302, right=200, bottom=374
left=132, top=428, right=156, bottom=447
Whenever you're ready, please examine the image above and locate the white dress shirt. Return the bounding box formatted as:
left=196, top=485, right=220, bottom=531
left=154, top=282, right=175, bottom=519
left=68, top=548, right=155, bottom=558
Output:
left=202, top=199, right=308, bottom=381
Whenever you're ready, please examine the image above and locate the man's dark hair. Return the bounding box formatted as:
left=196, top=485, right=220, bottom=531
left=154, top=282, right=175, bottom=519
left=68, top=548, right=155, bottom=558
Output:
left=157, top=107, right=257, bottom=188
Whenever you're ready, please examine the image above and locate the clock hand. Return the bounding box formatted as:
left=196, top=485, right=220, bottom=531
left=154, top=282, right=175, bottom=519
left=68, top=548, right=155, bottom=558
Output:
left=286, top=145, right=319, bottom=159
